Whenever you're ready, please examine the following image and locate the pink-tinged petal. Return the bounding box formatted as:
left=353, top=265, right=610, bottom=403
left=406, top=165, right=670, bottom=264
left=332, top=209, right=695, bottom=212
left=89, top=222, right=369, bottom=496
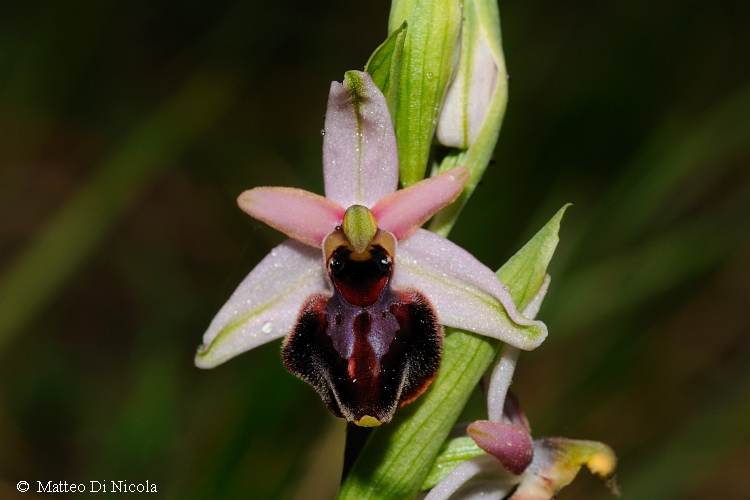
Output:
left=509, top=438, right=619, bottom=500
left=372, top=167, right=470, bottom=240
left=394, top=229, right=547, bottom=350
left=237, top=187, right=345, bottom=247
left=487, top=277, right=550, bottom=421
left=468, top=421, right=534, bottom=475
left=195, top=239, right=328, bottom=368
left=323, top=71, right=399, bottom=208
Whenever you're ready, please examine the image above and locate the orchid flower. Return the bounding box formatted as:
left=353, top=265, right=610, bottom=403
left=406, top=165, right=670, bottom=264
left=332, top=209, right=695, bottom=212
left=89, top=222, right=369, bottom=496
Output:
left=195, top=70, right=546, bottom=426
left=425, top=278, right=619, bottom=500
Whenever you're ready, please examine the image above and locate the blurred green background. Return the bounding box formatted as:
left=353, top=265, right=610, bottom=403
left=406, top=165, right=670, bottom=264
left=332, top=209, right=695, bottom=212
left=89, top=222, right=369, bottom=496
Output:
left=1, top=1, right=749, bottom=498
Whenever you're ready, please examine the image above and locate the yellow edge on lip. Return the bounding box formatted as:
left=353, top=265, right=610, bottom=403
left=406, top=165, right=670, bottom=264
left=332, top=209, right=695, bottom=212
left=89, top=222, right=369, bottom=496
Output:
left=354, top=415, right=382, bottom=427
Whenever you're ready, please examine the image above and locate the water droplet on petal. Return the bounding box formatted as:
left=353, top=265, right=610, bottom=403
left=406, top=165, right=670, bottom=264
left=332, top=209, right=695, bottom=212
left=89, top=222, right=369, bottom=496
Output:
left=261, top=322, right=273, bottom=334
left=320, top=129, right=326, bottom=136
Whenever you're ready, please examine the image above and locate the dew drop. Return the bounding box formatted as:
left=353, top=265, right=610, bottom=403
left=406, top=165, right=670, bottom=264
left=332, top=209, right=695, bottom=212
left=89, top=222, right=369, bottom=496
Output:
left=320, top=129, right=326, bottom=136
left=426, top=72, right=434, bottom=80
left=261, top=322, right=273, bottom=334
left=196, top=343, right=206, bottom=353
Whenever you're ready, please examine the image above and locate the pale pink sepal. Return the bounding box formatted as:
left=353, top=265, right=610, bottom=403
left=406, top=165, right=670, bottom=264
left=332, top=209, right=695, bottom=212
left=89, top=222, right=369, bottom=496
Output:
left=195, top=239, right=328, bottom=368
left=237, top=187, right=345, bottom=247
left=394, top=229, right=548, bottom=350
left=424, top=455, right=516, bottom=500
left=372, top=167, right=470, bottom=240
left=486, top=344, right=520, bottom=424
left=487, top=276, right=550, bottom=422
left=323, top=71, right=399, bottom=208
left=468, top=421, right=534, bottom=476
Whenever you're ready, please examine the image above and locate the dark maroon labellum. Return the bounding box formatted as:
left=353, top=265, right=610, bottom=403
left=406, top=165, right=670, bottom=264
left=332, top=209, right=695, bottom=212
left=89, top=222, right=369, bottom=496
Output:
left=282, top=240, right=442, bottom=425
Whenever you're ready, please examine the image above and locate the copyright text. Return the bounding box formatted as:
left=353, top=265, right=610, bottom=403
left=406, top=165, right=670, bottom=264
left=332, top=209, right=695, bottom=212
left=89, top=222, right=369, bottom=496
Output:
left=34, top=480, right=157, bottom=493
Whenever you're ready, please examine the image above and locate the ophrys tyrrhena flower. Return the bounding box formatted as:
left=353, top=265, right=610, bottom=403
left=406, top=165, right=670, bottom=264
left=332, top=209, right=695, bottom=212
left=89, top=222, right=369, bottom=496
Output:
left=196, top=71, right=546, bottom=426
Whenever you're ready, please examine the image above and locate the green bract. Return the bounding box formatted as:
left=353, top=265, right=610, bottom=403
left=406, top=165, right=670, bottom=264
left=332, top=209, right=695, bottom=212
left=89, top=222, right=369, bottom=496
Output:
left=365, top=21, right=407, bottom=122
left=496, top=204, right=570, bottom=311
left=422, top=437, right=484, bottom=490
left=387, top=0, right=461, bottom=187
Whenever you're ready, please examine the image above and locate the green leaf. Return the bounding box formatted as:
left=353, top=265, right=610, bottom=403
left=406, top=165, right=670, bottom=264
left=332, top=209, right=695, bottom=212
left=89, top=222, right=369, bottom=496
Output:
left=336, top=205, right=569, bottom=499
left=365, top=21, right=407, bottom=121
left=387, top=0, right=462, bottom=187
left=421, top=437, right=485, bottom=490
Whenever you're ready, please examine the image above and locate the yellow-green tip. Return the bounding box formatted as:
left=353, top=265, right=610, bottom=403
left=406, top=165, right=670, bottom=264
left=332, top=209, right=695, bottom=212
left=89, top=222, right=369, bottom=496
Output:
left=342, top=205, right=378, bottom=254
left=354, top=415, right=382, bottom=427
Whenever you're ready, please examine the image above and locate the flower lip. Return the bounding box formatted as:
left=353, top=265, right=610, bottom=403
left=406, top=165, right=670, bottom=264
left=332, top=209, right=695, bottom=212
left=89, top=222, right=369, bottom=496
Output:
left=281, top=243, right=442, bottom=425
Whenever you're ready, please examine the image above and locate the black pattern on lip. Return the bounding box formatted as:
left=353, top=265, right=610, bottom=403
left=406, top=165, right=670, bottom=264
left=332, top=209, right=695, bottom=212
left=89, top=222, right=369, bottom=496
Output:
left=328, top=245, right=391, bottom=307
left=282, top=244, right=442, bottom=424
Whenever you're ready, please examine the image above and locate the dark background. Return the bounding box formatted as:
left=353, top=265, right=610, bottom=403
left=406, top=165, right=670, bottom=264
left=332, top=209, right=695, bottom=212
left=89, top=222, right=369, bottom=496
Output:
left=1, top=1, right=749, bottom=498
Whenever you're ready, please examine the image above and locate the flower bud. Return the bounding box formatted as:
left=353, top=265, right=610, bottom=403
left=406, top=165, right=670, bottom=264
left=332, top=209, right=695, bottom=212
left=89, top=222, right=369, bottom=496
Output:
left=436, top=0, right=508, bottom=149
left=467, top=420, right=534, bottom=475
left=427, top=0, right=510, bottom=236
